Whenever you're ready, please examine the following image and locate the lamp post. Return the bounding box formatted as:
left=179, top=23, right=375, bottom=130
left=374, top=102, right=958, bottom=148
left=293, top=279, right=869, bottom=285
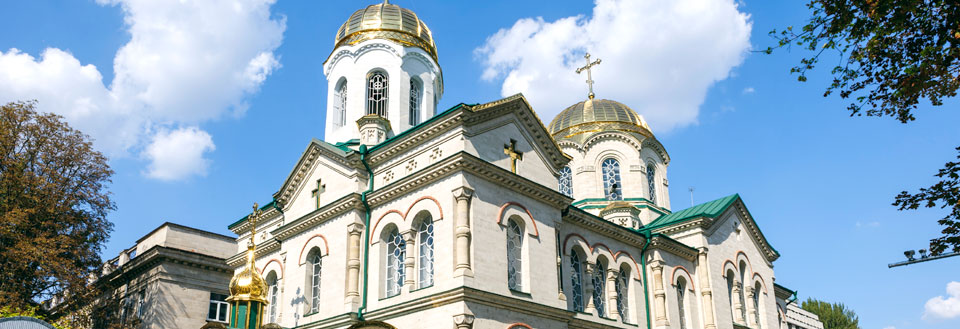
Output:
left=888, top=248, right=960, bottom=268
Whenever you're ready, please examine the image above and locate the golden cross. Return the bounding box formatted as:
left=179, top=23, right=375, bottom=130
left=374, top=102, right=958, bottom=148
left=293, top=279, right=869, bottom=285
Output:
left=575, top=53, right=602, bottom=99
left=311, top=179, right=325, bottom=209
left=503, top=139, right=523, bottom=173
left=249, top=202, right=262, bottom=247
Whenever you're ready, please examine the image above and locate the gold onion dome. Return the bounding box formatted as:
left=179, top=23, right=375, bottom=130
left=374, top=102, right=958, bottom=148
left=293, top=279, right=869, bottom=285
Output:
left=334, top=1, right=438, bottom=62
left=548, top=98, right=654, bottom=139
left=227, top=244, right=268, bottom=304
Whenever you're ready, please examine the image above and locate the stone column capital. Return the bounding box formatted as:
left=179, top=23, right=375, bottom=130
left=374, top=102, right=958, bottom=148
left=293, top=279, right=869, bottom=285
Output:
left=347, top=222, right=365, bottom=234
left=452, top=186, right=474, bottom=201
left=400, top=229, right=416, bottom=242
left=453, top=313, right=475, bottom=329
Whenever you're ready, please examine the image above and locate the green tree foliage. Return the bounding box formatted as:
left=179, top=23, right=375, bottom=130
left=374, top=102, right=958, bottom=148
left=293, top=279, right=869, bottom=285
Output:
left=801, top=298, right=861, bottom=329
left=0, top=101, right=115, bottom=310
left=769, top=1, right=960, bottom=255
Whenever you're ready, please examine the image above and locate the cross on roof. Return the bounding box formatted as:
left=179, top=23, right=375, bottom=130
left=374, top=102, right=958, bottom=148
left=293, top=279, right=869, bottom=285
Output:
left=503, top=139, right=523, bottom=174
left=575, top=52, right=602, bottom=99
left=311, top=179, right=325, bottom=209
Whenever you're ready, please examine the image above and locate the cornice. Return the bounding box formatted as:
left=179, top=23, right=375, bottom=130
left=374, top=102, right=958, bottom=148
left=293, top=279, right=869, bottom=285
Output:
left=367, top=109, right=466, bottom=165
left=271, top=193, right=364, bottom=241
left=230, top=207, right=282, bottom=235
left=466, top=95, right=572, bottom=170
left=106, top=246, right=232, bottom=283
left=276, top=140, right=362, bottom=209
left=730, top=200, right=779, bottom=263
left=649, top=235, right=698, bottom=262
left=563, top=208, right=646, bottom=247
left=641, top=137, right=671, bottom=164
left=225, top=238, right=282, bottom=268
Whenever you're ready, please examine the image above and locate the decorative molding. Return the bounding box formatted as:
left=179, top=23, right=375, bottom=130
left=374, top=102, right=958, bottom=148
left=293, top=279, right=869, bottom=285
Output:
left=225, top=238, right=281, bottom=268
left=271, top=194, right=364, bottom=241
left=496, top=202, right=540, bottom=237
left=298, top=234, right=331, bottom=265
left=369, top=195, right=444, bottom=241
left=649, top=235, right=698, bottom=262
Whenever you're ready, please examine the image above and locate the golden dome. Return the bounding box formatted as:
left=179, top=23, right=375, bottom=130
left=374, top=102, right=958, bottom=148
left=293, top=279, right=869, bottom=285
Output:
left=227, top=246, right=268, bottom=304
left=334, top=1, right=438, bottom=62
left=548, top=98, right=653, bottom=139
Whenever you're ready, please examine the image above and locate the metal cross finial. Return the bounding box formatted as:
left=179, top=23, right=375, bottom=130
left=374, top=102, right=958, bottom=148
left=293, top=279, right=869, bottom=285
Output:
left=249, top=202, right=262, bottom=247
left=503, top=139, right=523, bottom=174
left=575, top=53, right=602, bottom=99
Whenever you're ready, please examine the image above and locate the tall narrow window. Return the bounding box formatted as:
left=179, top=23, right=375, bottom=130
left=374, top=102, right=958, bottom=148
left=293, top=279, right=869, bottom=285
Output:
left=646, top=163, right=657, bottom=204
left=677, top=278, right=688, bottom=329
left=267, top=272, right=278, bottom=323
left=409, top=78, right=422, bottom=125
left=726, top=271, right=736, bottom=321
left=506, top=220, right=523, bottom=291
left=559, top=166, right=573, bottom=197
left=739, top=263, right=748, bottom=321
left=592, top=262, right=607, bottom=316
left=335, top=79, right=348, bottom=127
left=754, top=283, right=762, bottom=329
left=136, top=290, right=145, bottom=318
left=367, top=71, right=388, bottom=117
left=616, top=268, right=629, bottom=322
left=602, top=159, right=622, bottom=200
left=386, top=229, right=405, bottom=297
left=310, top=254, right=322, bottom=313
left=570, top=252, right=584, bottom=312
left=418, top=216, right=435, bottom=288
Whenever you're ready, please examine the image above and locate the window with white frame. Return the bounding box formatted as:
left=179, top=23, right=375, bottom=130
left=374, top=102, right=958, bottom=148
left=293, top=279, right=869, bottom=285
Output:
left=266, top=271, right=278, bottom=323
left=592, top=262, right=607, bottom=316
left=677, top=277, right=688, bottom=329
left=570, top=251, right=584, bottom=312
left=559, top=166, right=573, bottom=197
left=418, top=216, right=435, bottom=287
left=409, top=78, right=422, bottom=125
left=309, top=253, right=322, bottom=313
left=207, top=292, right=229, bottom=322
left=602, top=158, right=622, bottom=200
left=386, top=228, right=405, bottom=297
left=754, top=282, right=762, bottom=329
left=506, top=219, right=524, bottom=291
left=646, top=163, right=657, bottom=204
left=616, top=267, right=629, bottom=322
left=367, top=71, right=388, bottom=117
left=335, top=79, right=348, bottom=127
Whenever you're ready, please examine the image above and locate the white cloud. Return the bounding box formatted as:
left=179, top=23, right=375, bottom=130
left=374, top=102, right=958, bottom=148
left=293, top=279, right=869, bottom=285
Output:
left=143, top=127, right=215, bottom=181
left=924, top=281, right=960, bottom=320
left=743, top=86, right=755, bottom=94
left=0, top=0, right=284, bottom=180
left=476, top=0, right=751, bottom=132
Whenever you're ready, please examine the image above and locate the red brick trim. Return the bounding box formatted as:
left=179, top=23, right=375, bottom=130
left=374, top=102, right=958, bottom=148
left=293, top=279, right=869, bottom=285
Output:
left=671, top=265, right=695, bottom=290
left=370, top=196, right=444, bottom=240
left=563, top=233, right=589, bottom=255
left=260, top=258, right=284, bottom=278
left=750, top=273, right=767, bottom=293
left=497, top=202, right=540, bottom=237
left=298, top=234, right=330, bottom=265
left=613, top=250, right=642, bottom=280
left=506, top=323, right=533, bottom=329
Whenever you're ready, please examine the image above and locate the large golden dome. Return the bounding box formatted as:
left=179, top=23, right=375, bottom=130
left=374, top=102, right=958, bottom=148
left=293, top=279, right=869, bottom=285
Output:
left=334, top=1, right=438, bottom=62
left=548, top=99, right=653, bottom=139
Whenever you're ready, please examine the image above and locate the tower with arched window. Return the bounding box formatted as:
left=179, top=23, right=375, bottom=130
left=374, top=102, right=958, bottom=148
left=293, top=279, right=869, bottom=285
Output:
left=322, top=2, right=443, bottom=145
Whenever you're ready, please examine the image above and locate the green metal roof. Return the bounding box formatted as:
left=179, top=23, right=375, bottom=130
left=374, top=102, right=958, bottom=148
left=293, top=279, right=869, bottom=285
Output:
left=644, top=194, right=740, bottom=229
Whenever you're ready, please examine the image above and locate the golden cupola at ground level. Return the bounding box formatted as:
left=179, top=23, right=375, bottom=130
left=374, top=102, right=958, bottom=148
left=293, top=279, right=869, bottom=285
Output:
left=334, top=1, right=438, bottom=62
left=226, top=203, right=270, bottom=329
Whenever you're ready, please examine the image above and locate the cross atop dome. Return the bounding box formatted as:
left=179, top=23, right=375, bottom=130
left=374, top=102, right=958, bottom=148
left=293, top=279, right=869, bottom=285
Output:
left=575, top=52, right=602, bottom=99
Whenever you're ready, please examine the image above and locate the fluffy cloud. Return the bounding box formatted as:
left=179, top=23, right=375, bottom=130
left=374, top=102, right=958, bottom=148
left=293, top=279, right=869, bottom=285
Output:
left=476, top=0, right=751, bottom=131
left=924, top=281, right=960, bottom=320
left=0, top=0, right=284, bottom=180
left=143, top=127, right=215, bottom=181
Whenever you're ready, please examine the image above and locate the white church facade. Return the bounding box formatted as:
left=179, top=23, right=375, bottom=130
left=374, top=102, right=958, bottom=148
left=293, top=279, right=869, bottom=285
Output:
left=225, top=2, right=821, bottom=329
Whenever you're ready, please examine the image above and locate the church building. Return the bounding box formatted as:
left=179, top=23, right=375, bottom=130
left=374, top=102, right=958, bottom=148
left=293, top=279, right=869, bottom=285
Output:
left=225, top=2, right=822, bottom=329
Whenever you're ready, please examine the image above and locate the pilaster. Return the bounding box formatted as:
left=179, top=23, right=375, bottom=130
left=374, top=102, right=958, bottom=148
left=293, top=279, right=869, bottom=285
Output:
left=651, top=259, right=670, bottom=329
left=606, top=268, right=619, bottom=320
left=344, top=223, right=364, bottom=311
left=452, top=187, right=474, bottom=277
left=696, top=248, right=717, bottom=329
left=401, top=229, right=416, bottom=292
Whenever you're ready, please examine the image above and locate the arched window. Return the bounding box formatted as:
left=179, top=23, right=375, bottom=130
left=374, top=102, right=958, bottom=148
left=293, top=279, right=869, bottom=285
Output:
left=409, top=78, right=422, bottom=125
left=559, top=166, right=573, bottom=197
left=386, top=228, right=405, bottom=297
left=646, top=163, right=657, bottom=204
left=602, top=158, right=622, bottom=200
left=266, top=271, right=279, bottom=323
left=592, top=262, right=607, bottom=316
left=367, top=71, right=388, bottom=117
left=677, top=277, right=688, bottom=329
left=616, top=267, right=629, bottom=322
left=506, top=219, right=523, bottom=291
left=417, top=216, right=435, bottom=288
left=570, top=252, right=584, bottom=312
left=726, top=270, right=736, bottom=320
left=309, top=253, right=322, bottom=313
left=754, top=282, right=762, bottom=329
left=739, top=262, right=748, bottom=321
left=335, top=79, right=348, bottom=127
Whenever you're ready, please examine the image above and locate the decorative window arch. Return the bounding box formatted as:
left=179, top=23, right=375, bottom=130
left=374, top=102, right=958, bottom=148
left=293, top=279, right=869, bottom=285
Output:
left=303, top=248, right=323, bottom=314
left=602, top=158, right=622, bottom=200
left=367, top=70, right=388, bottom=117
left=616, top=265, right=630, bottom=322
left=559, top=166, right=573, bottom=197
left=646, top=162, right=657, bottom=204
left=266, top=271, right=279, bottom=323
left=417, top=214, right=434, bottom=288
left=677, top=276, right=689, bottom=329
left=385, top=227, right=405, bottom=297
left=570, top=250, right=585, bottom=312
left=409, top=77, right=422, bottom=125
left=726, top=269, right=737, bottom=321
left=506, top=218, right=524, bottom=291
left=335, top=78, right=348, bottom=127
left=592, top=259, right=607, bottom=316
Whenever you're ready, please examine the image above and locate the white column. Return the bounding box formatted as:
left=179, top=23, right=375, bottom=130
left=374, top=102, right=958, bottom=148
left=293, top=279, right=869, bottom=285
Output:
left=452, top=187, right=474, bottom=277
left=732, top=280, right=745, bottom=324
left=345, top=223, right=363, bottom=311
left=584, top=261, right=597, bottom=314
left=606, top=268, right=620, bottom=320
left=697, top=248, right=718, bottom=329
left=651, top=260, right=670, bottom=329
left=402, top=229, right=416, bottom=292
left=745, top=285, right=758, bottom=327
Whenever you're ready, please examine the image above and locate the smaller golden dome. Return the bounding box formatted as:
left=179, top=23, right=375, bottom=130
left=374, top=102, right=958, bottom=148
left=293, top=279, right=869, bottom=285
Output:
left=548, top=99, right=653, bottom=139
left=227, top=246, right=268, bottom=304
left=334, top=2, right=438, bottom=62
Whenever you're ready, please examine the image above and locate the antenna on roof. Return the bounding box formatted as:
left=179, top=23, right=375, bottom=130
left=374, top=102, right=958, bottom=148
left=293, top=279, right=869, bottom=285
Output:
left=688, top=186, right=695, bottom=207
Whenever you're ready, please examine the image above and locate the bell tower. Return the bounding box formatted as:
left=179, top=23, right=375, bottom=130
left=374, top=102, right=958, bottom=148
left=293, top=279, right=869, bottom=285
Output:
left=322, top=1, right=443, bottom=144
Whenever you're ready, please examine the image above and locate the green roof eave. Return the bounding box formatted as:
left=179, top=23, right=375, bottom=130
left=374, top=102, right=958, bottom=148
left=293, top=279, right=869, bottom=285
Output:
left=643, top=194, right=740, bottom=231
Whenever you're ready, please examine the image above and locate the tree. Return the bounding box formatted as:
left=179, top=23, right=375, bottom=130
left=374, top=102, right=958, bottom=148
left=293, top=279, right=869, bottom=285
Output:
left=0, top=101, right=115, bottom=311
left=768, top=1, right=960, bottom=254
left=801, top=298, right=861, bottom=329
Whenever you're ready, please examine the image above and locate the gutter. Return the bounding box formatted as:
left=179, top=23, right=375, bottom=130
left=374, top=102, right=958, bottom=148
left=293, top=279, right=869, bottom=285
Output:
left=640, top=230, right=653, bottom=329
left=784, top=289, right=799, bottom=307
left=357, top=145, right=375, bottom=321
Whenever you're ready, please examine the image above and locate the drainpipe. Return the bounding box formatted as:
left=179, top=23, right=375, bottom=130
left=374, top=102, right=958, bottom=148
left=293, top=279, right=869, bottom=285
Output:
left=784, top=289, right=799, bottom=307
left=357, top=145, right=374, bottom=321
left=640, top=230, right=653, bottom=329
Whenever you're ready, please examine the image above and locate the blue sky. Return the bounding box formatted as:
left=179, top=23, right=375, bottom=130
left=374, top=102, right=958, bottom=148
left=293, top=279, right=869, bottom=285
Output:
left=2, top=1, right=958, bottom=328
